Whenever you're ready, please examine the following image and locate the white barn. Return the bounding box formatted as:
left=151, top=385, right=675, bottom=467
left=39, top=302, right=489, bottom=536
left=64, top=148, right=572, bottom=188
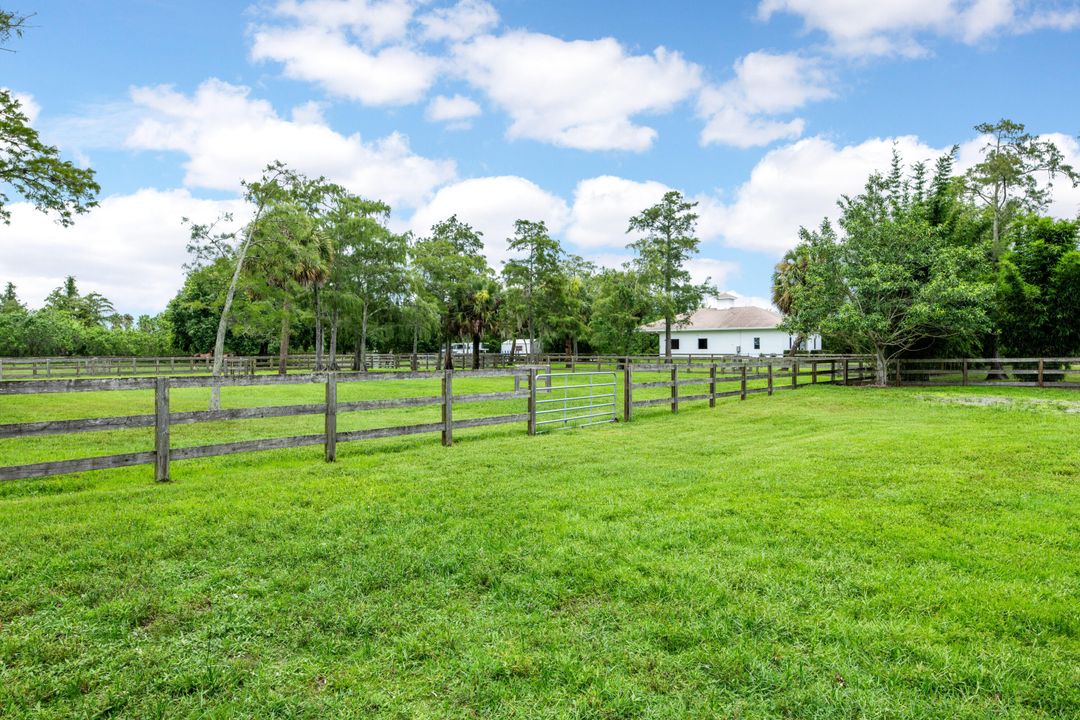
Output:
left=640, top=295, right=820, bottom=356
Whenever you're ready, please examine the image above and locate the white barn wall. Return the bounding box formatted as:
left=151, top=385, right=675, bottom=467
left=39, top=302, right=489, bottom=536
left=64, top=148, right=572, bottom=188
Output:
left=656, top=329, right=821, bottom=356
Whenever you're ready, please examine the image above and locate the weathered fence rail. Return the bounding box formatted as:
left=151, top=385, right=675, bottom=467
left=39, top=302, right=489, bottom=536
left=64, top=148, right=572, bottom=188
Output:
left=895, top=357, right=1080, bottom=388
left=0, top=357, right=877, bottom=483
left=0, top=352, right=869, bottom=380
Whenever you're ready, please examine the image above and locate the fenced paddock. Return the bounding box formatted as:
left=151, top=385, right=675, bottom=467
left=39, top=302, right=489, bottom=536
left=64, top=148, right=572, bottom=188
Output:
left=3, top=364, right=1079, bottom=717
left=0, top=357, right=874, bottom=483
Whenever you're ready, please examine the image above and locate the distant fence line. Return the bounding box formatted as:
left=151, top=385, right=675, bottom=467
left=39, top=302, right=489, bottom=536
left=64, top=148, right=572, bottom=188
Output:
left=0, top=352, right=869, bottom=380
left=0, top=357, right=875, bottom=483
left=895, top=357, right=1080, bottom=388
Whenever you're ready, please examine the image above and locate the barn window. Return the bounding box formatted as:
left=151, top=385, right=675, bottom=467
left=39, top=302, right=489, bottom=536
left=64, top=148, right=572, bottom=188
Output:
left=670, top=338, right=680, bottom=350
left=753, top=337, right=761, bottom=350
left=697, top=338, right=708, bottom=350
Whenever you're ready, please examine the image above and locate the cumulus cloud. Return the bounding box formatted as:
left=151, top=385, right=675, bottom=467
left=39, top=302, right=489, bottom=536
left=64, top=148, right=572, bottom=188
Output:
left=126, top=79, right=455, bottom=209
left=408, top=176, right=571, bottom=264
left=250, top=24, right=439, bottom=106
left=758, top=0, right=1079, bottom=56
left=703, top=135, right=944, bottom=252
left=268, top=0, right=415, bottom=46
left=698, top=51, right=833, bottom=147
left=0, top=190, right=243, bottom=314
left=451, top=31, right=702, bottom=151
left=425, top=94, right=482, bottom=126
left=419, top=0, right=499, bottom=42
left=565, top=176, right=671, bottom=248
left=701, top=130, right=1080, bottom=254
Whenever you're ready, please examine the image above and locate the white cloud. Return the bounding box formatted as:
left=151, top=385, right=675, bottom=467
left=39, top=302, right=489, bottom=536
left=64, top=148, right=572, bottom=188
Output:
left=419, top=0, right=499, bottom=42
left=268, top=0, right=415, bottom=46
left=0, top=189, right=243, bottom=315
left=408, top=176, right=571, bottom=264
left=565, top=176, right=671, bottom=248
left=126, top=79, right=455, bottom=209
left=758, top=0, right=1079, bottom=56
left=698, top=51, right=833, bottom=148
left=452, top=31, right=702, bottom=151
left=704, top=135, right=943, bottom=253
left=251, top=24, right=439, bottom=106
left=686, top=257, right=740, bottom=289
left=425, top=94, right=482, bottom=125
left=703, top=130, right=1080, bottom=255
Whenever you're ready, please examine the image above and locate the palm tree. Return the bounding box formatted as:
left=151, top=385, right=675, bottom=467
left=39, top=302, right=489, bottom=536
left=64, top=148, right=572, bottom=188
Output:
left=454, top=278, right=503, bottom=370
left=772, top=246, right=810, bottom=353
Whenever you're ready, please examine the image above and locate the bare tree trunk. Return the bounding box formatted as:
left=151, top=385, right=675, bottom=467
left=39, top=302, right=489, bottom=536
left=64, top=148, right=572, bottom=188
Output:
left=359, top=300, right=369, bottom=372
left=472, top=332, right=481, bottom=370
left=445, top=330, right=454, bottom=371
left=313, top=285, right=323, bottom=371
left=329, top=307, right=338, bottom=370
left=412, top=322, right=418, bottom=356
left=277, top=298, right=291, bottom=375
left=209, top=220, right=260, bottom=411
left=875, top=349, right=888, bottom=386
left=664, top=318, right=672, bottom=361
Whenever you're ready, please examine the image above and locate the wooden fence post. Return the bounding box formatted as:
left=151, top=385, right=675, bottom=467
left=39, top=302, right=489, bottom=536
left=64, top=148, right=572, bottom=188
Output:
left=792, top=359, right=799, bottom=389
left=895, top=360, right=902, bottom=387
left=709, top=364, right=717, bottom=407
left=154, top=377, right=170, bottom=482
left=843, top=359, right=849, bottom=386
left=1038, top=358, right=1045, bottom=387
left=623, top=365, right=633, bottom=421
left=767, top=363, right=774, bottom=396
left=441, top=370, right=454, bottom=446
left=962, top=359, right=968, bottom=386
left=811, top=360, right=817, bottom=384
left=528, top=368, right=538, bottom=435
left=671, top=364, right=679, bottom=413
left=740, top=365, right=747, bottom=400
left=325, top=372, right=337, bottom=462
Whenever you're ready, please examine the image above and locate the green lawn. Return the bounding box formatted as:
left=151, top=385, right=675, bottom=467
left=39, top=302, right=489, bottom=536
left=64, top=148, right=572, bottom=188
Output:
left=1, top=384, right=1078, bottom=718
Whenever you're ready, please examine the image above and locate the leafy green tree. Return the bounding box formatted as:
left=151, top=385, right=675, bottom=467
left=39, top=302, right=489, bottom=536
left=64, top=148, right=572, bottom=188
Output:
left=502, top=220, right=562, bottom=358
left=965, top=119, right=1079, bottom=368
left=0, top=11, right=98, bottom=226
left=771, top=247, right=812, bottom=353
left=246, top=201, right=332, bottom=374
left=627, top=191, right=714, bottom=359
left=186, top=162, right=303, bottom=408
left=412, top=216, right=490, bottom=370
left=43, top=275, right=116, bottom=326
left=0, top=281, right=26, bottom=314
left=453, top=277, right=503, bottom=369
left=398, top=268, right=441, bottom=359
left=543, top=254, right=593, bottom=358
left=784, top=153, right=993, bottom=384
left=997, top=215, right=1080, bottom=358
left=326, top=194, right=405, bottom=371
left=588, top=268, right=655, bottom=356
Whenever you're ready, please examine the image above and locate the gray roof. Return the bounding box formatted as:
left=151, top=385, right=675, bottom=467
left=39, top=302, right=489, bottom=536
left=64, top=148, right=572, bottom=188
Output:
left=640, top=306, right=783, bottom=332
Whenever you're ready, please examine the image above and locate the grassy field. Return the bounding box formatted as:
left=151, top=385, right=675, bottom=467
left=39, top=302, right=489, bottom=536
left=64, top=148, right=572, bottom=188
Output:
left=1, top=382, right=1078, bottom=718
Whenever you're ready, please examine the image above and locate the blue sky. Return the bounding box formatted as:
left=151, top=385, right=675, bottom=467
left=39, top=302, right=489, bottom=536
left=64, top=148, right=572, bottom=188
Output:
left=3, top=0, right=1080, bottom=315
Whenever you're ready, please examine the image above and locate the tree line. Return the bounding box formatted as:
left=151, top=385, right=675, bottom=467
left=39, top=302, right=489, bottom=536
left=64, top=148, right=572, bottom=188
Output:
left=775, top=120, right=1080, bottom=384
left=0, top=170, right=713, bottom=381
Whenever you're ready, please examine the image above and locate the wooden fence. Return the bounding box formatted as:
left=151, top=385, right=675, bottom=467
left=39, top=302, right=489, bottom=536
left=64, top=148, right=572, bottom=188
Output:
left=0, top=358, right=874, bottom=483
left=895, top=357, right=1080, bottom=388
left=0, top=352, right=867, bottom=380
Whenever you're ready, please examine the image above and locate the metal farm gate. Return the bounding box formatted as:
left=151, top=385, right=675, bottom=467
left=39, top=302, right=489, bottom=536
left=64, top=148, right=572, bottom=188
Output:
left=530, top=371, right=617, bottom=432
